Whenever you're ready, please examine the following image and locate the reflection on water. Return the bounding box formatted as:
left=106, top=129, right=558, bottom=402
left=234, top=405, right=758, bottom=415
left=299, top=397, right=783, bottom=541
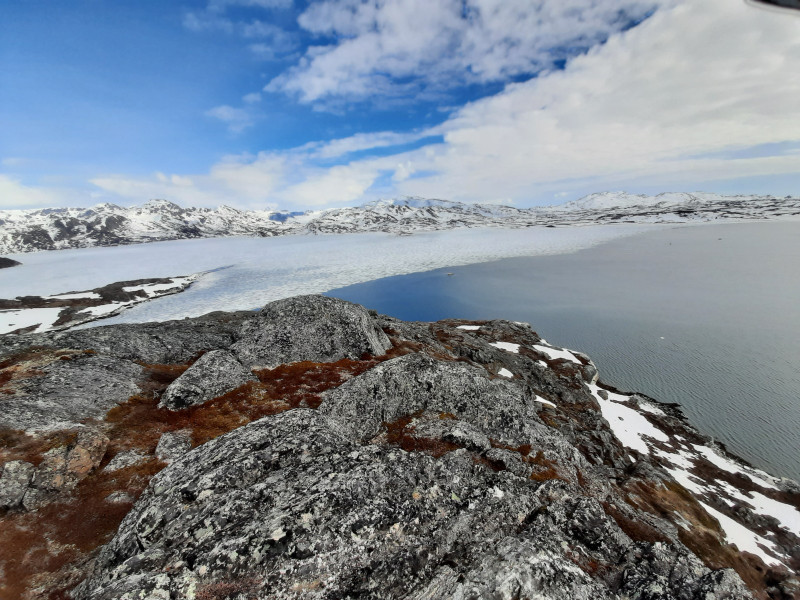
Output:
left=327, top=221, right=800, bottom=481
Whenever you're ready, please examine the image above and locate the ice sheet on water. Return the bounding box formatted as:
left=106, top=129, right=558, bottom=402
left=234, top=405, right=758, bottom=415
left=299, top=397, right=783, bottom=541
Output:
left=1, top=226, right=653, bottom=326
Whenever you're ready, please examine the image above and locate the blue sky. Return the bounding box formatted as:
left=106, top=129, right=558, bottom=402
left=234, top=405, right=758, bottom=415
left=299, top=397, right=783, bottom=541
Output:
left=2, top=0, right=800, bottom=211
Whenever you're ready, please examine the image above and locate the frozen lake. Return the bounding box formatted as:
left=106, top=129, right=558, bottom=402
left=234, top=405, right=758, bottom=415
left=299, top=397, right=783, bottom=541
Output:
left=2, top=224, right=654, bottom=324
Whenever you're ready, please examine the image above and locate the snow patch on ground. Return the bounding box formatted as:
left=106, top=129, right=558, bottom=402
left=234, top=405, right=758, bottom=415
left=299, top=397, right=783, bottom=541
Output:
left=498, top=368, right=513, bottom=378
left=47, top=291, right=101, bottom=300
left=79, top=303, right=131, bottom=317
left=535, top=395, right=556, bottom=408
left=532, top=344, right=582, bottom=364
left=122, top=277, right=194, bottom=296
left=587, top=383, right=669, bottom=455
left=457, top=325, right=481, bottom=331
left=699, top=502, right=786, bottom=567
left=490, top=342, right=520, bottom=354
left=693, top=444, right=781, bottom=490
left=0, top=308, right=64, bottom=334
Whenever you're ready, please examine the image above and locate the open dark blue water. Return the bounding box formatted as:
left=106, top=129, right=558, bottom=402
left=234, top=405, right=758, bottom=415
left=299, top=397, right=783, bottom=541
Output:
left=326, top=221, right=800, bottom=481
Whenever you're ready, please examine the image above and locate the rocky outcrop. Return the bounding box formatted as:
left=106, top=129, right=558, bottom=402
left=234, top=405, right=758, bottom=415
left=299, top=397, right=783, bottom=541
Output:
left=16, top=428, right=109, bottom=510
left=74, top=409, right=752, bottom=600
left=159, top=351, right=256, bottom=410
left=232, top=295, right=391, bottom=367
left=1, top=295, right=798, bottom=600
left=0, top=352, right=144, bottom=431
left=0, top=257, right=21, bottom=269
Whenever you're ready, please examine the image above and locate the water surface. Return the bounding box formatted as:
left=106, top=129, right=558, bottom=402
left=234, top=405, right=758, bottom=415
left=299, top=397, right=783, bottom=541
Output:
left=327, top=221, right=800, bottom=481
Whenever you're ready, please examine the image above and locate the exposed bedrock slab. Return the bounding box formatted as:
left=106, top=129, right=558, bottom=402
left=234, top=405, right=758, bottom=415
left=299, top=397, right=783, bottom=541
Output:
left=322, top=354, right=554, bottom=444
left=231, top=295, right=391, bottom=367
left=0, top=353, right=144, bottom=431
left=159, top=350, right=256, bottom=410
left=0, top=310, right=251, bottom=365
left=73, top=409, right=751, bottom=600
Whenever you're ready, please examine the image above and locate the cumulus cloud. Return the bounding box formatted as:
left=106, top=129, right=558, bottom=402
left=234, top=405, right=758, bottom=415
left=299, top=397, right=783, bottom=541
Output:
left=267, top=0, right=659, bottom=104
left=30, top=0, right=800, bottom=211
left=389, top=0, right=800, bottom=202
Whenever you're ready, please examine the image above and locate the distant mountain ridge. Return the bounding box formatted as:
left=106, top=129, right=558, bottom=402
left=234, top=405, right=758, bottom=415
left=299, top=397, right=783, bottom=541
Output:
left=1, top=192, right=798, bottom=254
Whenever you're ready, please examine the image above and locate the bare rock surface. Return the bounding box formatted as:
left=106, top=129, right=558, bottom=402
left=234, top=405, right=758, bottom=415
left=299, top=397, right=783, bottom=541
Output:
left=154, top=429, right=193, bottom=462
left=0, top=353, right=144, bottom=431
left=0, top=295, right=797, bottom=599
left=232, top=294, right=391, bottom=367
left=0, top=460, right=35, bottom=509
left=159, top=350, right=256, bottom=410
left=74, top=409, right=752, bottom=600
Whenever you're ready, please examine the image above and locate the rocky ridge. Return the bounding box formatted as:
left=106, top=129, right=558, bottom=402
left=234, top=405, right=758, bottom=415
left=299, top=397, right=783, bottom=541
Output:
left=0, top=295, right=797, bottom=599
left=1, top=194, right=799, bottom=254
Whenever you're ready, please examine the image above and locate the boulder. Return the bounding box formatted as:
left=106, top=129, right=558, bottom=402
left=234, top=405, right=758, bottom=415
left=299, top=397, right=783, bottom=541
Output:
left=231, top=295, right=391, bottom=368
left=0, top=460, right=35, bottom=509
left=159, top=350, right=256, bottom=410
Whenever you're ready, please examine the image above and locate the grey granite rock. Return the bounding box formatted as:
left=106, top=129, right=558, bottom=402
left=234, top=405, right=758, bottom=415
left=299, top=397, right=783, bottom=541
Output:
left=73, top=410, right=753, bottom=600
left=20, top=428, right=109, bottom=509
left=0, top=310, right=251, bottom=365
left=0, top=460, right=35, bottom=509
left=231, top=295, right=391, bottom=367
left=0, top=354, right=143, bottom=431
left=154, top=430, right=193, bottom=462
left=0, top=296, right=791, bottom=598
left=104, top=450, right=147, bottom=472
left=159, top=350, right=256, bottom=410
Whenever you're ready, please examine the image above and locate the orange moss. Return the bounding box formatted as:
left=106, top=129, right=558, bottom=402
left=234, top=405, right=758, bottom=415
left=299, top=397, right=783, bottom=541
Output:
left=620, top=478, right=775, bottom=600
left=0, top=458, right=164, bottom=600
left=381, top=412, right=461, bottom=458
left=0, top=429, right=80, bottom=467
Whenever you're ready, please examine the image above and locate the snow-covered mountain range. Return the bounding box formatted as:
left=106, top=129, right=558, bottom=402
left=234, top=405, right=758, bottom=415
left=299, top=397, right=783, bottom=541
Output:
left=1, top=192, right=798, bottom=254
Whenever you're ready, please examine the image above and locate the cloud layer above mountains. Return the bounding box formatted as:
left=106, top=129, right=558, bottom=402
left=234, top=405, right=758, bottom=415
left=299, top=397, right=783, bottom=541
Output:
left=3, top=0, right=800, bottom=210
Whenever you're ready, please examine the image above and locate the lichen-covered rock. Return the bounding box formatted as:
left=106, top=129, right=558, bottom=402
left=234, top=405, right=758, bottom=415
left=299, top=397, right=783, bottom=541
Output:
left=104, top=450, right=147, bottom=472
left=154, top=429, right=192, bottom=462
left=1, top=296, right=794, bottom=599
left=20, top=428, right=109, bottom=509
left=231, top=295, right=391, bottom=367
left=0, top=310, right=251, bottom=365
left=73, top=410, right=753, bottom=600
left=0, top=460, right=35, bottom=509
left=0, top=353, right=143, bottom=431
left=159, top=351, right=255, bottom=410
left=321, top=353, right=536, bottom=443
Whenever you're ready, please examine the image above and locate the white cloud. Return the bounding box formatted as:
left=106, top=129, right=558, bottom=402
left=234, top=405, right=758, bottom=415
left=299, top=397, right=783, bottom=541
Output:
left=205, top=105, right=255, bottom=133
left=242, top=92, right=262, bottom=104
left=300, top=130, right=432, bottom=160
left=268, top=0, right=660, bottom=104
left=20, top=0, right=800, bottom=212
left=388, top=0, right=800, bottom=202
left=0, top=175, right=69, bottom=209
left=279, top=163, right=380, bottom=206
